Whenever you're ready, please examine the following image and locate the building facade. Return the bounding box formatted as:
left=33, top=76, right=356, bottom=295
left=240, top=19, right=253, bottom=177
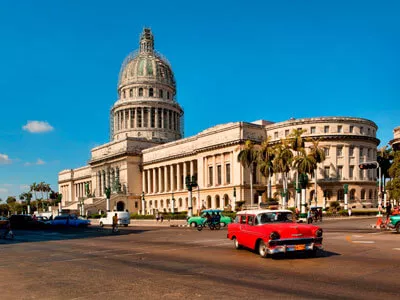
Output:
left=58, top=29, right=380, bottom=215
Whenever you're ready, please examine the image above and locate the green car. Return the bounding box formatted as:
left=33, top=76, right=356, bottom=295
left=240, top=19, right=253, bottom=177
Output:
left=187, top=209, right=232, bottom=227
left=388, top=215, right=400, bottom=233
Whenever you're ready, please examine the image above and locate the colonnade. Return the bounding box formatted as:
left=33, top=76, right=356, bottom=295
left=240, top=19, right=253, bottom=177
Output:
left=114, top=107, right=180, bottom=132
left=96, top=167, right=120, bottom=197
left=75, top=181, right=91, bottom=199
left=143, top=160, right=197, bottom=194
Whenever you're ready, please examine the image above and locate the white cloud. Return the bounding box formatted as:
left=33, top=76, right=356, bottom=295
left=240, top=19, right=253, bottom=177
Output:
left=0, top=153, right=12, bottom=164
left=0, top=188, right=8, bottom=193
left=22, top=121, right=54, bottom=133
left=24, top=158, right=46, bottom=166
left=19, top=185, right=30, bottom=191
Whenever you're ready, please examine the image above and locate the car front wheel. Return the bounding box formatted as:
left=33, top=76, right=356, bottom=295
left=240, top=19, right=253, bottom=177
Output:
left=258, top=240, right=268, bottom=258
left=233, top=237, right=241, bottom=250
left=190, top=222, right=197, bottom=228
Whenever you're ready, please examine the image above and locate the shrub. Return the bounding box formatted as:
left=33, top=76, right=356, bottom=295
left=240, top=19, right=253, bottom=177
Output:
left=88, top=213, right=105, bottom=219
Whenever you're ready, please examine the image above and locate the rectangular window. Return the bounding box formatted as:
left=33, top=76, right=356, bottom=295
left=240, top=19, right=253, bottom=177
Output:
left=324, top=126, right=329, bottom=133
left=159, top=89, right=163, bottom=98
left=135, top=201, right=138, bottom=208
left=349, top=146, right=354, bottom=157
left=274, top=132, right=278, bottom=139
left=225, top=163, right=231, bottom=184
left=337, top=146, right=343, bottom=157
left=208, top=166, right=213, bottom=186
left=338, top=125, right=342, bottom=133
left=367, top=128, right=370, bottom=135
left=324, top=147, right=330, bottom=157
left=360, top=126, right=364, bottom=134
left=158, top=108, right=162, bottom=128
left=137, top=109, right=142, bottom=127
left=359, top=169, right=364, bottom=180
left=150, top=108, right=155, bottom=128
left=311, top=126, right=316, bottom=134
left=349, top=125, right=354, bottom=133
left=337, top=166, right=343, bottom=179
left=217, top=165, right=222, bottom=185
left=349, top=166, right=354, bottom=179
left=360, top=147, right=364, bottom=157
left=324, top=167, right=330, bottom=179
left=285, top=129, right=289, bottom=137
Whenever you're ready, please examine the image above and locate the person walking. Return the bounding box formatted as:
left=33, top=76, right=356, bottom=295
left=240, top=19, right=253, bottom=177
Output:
left=348, top=207, right=352, bottom=217
left=112, top=213, right=119, bottom=233
left=386, top=202, right=392, bottom=220
left=307, top=209, right=313, bottom=224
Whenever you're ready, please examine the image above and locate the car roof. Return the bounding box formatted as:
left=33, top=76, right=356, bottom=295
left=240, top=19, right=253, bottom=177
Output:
left=202, top=209, right=222, bottom=213
left=236, top=209, right=293, bottom=215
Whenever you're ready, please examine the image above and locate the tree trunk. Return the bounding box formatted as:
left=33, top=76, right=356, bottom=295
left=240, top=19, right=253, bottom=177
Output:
left=250, top=165, right=253, bottom=206
left=314, top=167, right=318, bottom=206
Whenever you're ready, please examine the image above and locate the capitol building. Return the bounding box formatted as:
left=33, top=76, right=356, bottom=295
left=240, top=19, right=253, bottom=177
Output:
left=58, top=29, right=380, bottom=215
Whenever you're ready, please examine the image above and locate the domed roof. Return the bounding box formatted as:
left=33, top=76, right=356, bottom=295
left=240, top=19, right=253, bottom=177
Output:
left=118, top=29, right=175, bottom=88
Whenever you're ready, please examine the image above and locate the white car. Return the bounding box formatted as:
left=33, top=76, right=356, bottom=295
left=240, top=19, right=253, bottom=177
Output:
left=99, top=211, right=130, bottom=227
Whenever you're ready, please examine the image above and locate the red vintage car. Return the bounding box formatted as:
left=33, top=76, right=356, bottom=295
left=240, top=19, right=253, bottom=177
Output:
left=227, top=209, right=323, bottom=258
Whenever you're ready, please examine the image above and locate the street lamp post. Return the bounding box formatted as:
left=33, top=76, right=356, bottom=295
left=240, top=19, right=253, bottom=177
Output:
left=344, top=184, right=349, bottom=210
left=233, top=187, right=236, bottom=212
left=197, top=186, right=200, bottom=215
left=171, top=191, right=175, bottom=214
left=185, top=175, right=197, bottom=217
left=141, top=191, right=146, bottom=215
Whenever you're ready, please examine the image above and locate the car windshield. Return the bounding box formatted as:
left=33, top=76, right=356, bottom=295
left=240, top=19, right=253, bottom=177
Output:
left=257, top=212, right=293, bottom=224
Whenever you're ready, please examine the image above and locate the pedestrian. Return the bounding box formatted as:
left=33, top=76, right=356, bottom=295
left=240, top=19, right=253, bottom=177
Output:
left=386, top=202, right=392, bottom=220
left=112, top=213, right=119, bottom=233
left=295, top=207, right=300, bottom=219
left=348, top=207, right=352, bottom=217
left=307, top=209, right=312, bottom=224
left=160, top=214, right=164, bottom=222
left=156, top=213, right=159, bottom=222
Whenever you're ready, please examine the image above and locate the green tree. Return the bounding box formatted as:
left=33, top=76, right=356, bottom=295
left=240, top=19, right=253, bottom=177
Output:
left=257, top=136, right=275, bottom=199
left=238, top=140, right=259, bottom=205
left=30, top=182, right=38, bottom=200
left=272, top=139, right=293, bottom=208
left=19, top=192, right=33, bottom=214
left=293, top=148, right=316, bottom=213
left=387, top=150, right=400, bottom=201
left=289, top=128, right=306, bottom=207
left=308, top=138, right=326, bottom=206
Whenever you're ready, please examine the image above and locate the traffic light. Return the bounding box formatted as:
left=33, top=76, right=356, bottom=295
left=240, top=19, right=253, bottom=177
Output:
left=359, top=162, right=378, bottom=169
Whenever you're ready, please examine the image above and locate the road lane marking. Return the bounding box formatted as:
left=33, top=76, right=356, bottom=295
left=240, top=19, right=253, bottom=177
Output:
left=352, top=235, right=363, bottom=238
left=393, top=248, right=400, bottom=251
left=352, top=241, right=375, bottom=244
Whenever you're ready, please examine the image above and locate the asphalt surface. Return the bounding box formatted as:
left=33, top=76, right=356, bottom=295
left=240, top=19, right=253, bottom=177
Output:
left=0, top=217, right=399, bottom=300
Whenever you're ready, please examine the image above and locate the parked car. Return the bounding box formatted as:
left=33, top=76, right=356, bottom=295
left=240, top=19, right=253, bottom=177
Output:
left=388, top=214, right=400, bottom=233
left=36, top=216, right=52, bottom=225
left=227, top=209, right=323, bottom=258
left=187, top=209, right=232, bottom=227
left=51, top=215, right=91, bottom=227
left=99, top=211, right=130, bottom=227
left=9, top=214, right=48, bottom=229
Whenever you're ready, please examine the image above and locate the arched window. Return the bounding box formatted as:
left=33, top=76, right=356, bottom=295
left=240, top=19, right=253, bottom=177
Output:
left=129, top=88, right=133, bottom=98
left=159, top=89, right=163, bottom=98
left=216, top=195, right=220, bottom=208
left=223, top=194, right=229, bottom=207
left=179, top=198, right=182, bottom=207
left=361, top=189, right=365, bottom=200
left=207, top=196, right=212, bottom=208
left=337, top=189, right=344, bottom=201
left=167, top=91, right=170, bottom=99
left=123, top=90, right=126, bottom=98
left=350, top=189, right=356, bottom=201
left=149, top=88, right=154, bottom=97
left=160, top=199, right=164, bottom=208
left=139, top=88, right=143, bottom=97
left=154, top=200, right=158, bottom=208
left=374, top=190, right=377, bottom=200
left=368, top=189, right=373, bottom=200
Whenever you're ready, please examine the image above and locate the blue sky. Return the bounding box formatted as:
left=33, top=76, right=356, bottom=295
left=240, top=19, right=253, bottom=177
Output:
left=0, top=0, right=399, bottom=200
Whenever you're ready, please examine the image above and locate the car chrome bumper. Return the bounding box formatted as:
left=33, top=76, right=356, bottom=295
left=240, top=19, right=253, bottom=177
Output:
left=267, top=243, right=323, bottom=254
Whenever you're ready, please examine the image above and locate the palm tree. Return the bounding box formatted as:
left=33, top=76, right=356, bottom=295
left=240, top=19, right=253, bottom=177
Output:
left=377, top=146, right=394, bottom=206
left=308, top=139, right=326, bottom=206
left=289, top=129, right=306, bottom=208
left=257, top=136, right=275, bottom=199
left=38, top=181, right=45, bottom=200
left=30, top=182, right=38, bottom=200
left=293, top=149, right=317, bottom=214
left=238, top=140, right=259, bottom=206
left=272, top=139, right=293, bottom=209
left=19, top=192, right=33, bottom=214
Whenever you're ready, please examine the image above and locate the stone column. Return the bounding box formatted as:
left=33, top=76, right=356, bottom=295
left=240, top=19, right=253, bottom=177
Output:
left=177, top=163, right=181, bottom=191
left=147, top=169, right=151, bottom=194
left=128, top=108, right=131, bottom=129
left=142, top=170, right=147, bottom=193
left=221, top=154, right=225, bottom=185
left=153, top=168, right=157, bottom=193
left=183, top=162, right=187, bottom=188
left=213, top=155, right=216, bottom=187
left=158, top=167, right=162, bottom=193
left=170, top=164, right=174, bottom=191
left=164, top=166, right=168, bottom=192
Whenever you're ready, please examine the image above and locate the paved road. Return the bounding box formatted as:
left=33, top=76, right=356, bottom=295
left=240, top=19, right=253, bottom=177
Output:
left=0, top=218, right=399, bottom=300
